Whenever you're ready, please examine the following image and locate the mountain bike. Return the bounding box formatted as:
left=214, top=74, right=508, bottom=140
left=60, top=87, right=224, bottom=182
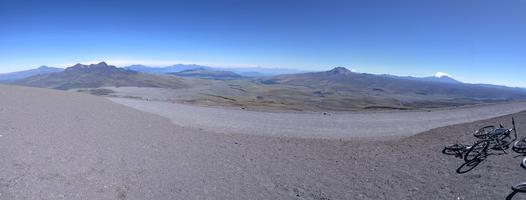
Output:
left=464, top=118, right=517, bottom=162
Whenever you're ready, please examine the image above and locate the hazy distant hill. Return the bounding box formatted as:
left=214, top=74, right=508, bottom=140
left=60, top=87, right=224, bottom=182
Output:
left=0, top=66, right=63, bottom=82
left=171, top=68, right=243, bottom=80
left=124, top=64, right=211, bottom=74
left=124, top=64, right=304, bottom=77
left=224, top=67, right=305, bottom=77
left=384, top=74, right=463, bottom=84
left=16, top=62, right=187, bottom=90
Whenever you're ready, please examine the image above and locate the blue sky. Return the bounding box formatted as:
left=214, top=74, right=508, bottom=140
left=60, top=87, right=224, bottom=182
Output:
left=0, top=0, right=525, bottom=87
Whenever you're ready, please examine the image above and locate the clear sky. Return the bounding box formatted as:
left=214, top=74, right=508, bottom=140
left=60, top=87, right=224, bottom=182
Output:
left=0, top=0, right=525, bottom=87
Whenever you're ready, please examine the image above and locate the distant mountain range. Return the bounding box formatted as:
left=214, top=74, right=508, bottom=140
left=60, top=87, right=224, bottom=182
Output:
left=170, top=68, right=244, bottom=80
left=124, top=64, right=303, bottom=77
left=2, top=64, right=491, bottom=86
left=260, top=67, right=526, bottom=107
left=6, top=64, right=524, bottom=92
left=16, top=62, right=187, bottom=90
left=7, top=63, right=526, bottom=110
left=384, top=74, right=463, bottom=84
left=124, top=64, right=211, bottom=74
left=0, top=66, right=63, bottom=82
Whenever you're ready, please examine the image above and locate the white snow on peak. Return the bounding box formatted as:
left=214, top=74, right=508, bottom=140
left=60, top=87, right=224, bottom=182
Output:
left=434, top=72, right=452, bottom=78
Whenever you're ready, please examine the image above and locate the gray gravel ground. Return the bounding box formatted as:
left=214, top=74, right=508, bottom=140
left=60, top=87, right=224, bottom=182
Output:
left=109, top=97, right=526, bottom=139
left=2, top=85, right=526, bottom=200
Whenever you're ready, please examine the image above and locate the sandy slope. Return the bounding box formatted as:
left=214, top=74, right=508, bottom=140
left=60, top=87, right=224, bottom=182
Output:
left=1, top=85, right=526, bottom=200
left=109, top=97, right=526, bottom=139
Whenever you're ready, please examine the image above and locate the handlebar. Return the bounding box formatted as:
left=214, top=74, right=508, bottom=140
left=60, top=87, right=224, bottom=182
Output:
left=513, top=117, right=517, bottom=133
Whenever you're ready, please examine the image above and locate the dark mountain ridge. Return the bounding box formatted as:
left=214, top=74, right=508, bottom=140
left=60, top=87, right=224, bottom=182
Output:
left=16, top=62, right=186, bottom=90
left=65, top=62, right=135, bottom=74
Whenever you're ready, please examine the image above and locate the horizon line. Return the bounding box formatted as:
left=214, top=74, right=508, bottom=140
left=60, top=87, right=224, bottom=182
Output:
left=1, top=61, right=524, bottom=88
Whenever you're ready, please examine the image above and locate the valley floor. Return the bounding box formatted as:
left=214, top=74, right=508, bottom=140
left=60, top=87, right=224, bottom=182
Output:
left=92, top=85, right=516, bottom=112
left=1, top=85, right=526, bottom=199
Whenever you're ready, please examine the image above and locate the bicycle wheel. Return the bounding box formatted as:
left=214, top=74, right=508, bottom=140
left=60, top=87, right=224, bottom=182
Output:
left=442, top=144, right=466, bottom=155
left=474, top=126, right=495, bottom=139
left=522, top=157, right=526, bottom=169
left=507, top=190, right=519, bottom=200
left=506, top=183, right=526, bottom=200
left=513, top=140, right=526, bottom=153
left=464, top=140, right=489, bottom=162
left=513, top=183, right=526, bottom=192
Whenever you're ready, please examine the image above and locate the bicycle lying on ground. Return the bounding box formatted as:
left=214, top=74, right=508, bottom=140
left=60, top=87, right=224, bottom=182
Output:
left=463, top=119, right=517, bottom=162
left=440, top=117, right=526, bottom=200
left=442, top=118, right=517, bottom=174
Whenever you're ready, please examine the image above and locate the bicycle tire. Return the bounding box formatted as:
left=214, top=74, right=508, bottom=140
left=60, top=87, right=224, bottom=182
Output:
left=507, top=190, right=519, bottom=200
left=464, top=140, right=489, bottom=162
left=522, top=157, right=526, bottom=169
left=505, top=183, right=526, bottom=200
left=513, top=140, right=526, bottom=153
left=513, top=183, right=526, bottom=192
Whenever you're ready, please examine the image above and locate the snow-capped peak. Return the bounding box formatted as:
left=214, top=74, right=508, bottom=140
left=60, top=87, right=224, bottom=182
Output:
left=434, top=72, right=452, bottom=78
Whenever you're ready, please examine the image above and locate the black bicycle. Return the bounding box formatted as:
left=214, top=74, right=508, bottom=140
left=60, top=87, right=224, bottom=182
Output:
left=442, top=117, right=526, bottom=199
left=442, top=118, right=518, bottom=175
left=464, top=118, right=517, bottom=163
